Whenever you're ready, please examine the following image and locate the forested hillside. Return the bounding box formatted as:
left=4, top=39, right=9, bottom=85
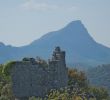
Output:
left=87, top=64, right=110, bottom=93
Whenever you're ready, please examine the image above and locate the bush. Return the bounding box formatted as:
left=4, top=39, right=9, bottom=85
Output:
left=1, top=83, right=14, bottom=100
left=2, top=61, right=16, bottom=77
left=68, top=69, right=88, bottom=88
left=88, top=87, right=109, bottom=100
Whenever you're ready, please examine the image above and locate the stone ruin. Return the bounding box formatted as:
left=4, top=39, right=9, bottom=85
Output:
left=11, top=47, right=68, bottom=100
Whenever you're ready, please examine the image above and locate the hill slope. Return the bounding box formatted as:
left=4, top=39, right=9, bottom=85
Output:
left=0, top=20, right=110, bottom=67
left=87, top=64, right=110, bottom=92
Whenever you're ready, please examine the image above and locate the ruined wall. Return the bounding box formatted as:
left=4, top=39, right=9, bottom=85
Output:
left=11, top=61, right=49, bottom=98
left=11, top=47, right=68, bottom=99
left=48, top=61, right=68, bottom=89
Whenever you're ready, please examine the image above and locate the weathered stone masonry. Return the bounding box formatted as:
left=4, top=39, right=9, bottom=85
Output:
left=11, top=47, right=68, bottom=99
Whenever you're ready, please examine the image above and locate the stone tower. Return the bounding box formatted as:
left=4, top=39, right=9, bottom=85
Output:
left=48, top=47, right=68, bottom=89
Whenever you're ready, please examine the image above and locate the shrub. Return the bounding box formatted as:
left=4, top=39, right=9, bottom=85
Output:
left=2, top=61, right=16, bottom=77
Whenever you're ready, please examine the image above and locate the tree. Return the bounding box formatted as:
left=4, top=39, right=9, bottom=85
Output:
left=68, top=69, right=88, bottom=88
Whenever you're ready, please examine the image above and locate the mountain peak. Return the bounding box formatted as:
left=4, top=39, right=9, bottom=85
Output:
left=64, top=20, right=85, bottom=31
left=70, top=20, right=82, bottom=24
left=60, top=20, right=92, bottom=39
left=0, top=20, right=110, bottom=66
left=67, top=20, right=82, bottom=27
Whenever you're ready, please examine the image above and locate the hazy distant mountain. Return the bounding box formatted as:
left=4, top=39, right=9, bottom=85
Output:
left=0, top=20, right=110, bottom=67
left=0, top=42, right=20, bottom=63
left=87, top=64, right=110, bottom=92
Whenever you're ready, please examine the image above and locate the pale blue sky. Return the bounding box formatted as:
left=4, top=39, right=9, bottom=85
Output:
left=0, top=0, right=110, bottom=47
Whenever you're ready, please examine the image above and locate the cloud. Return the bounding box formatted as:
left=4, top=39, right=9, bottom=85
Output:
left=20, top=0, right=78, bottom=12
left=20, top=0, right=58, bottom=11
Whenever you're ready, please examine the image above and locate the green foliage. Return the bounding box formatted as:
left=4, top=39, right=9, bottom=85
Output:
left=48, top=89, right=69, bottom=100
left=0, top=62, right=15, bottom=100
left=2, top=61, right=16, bottom=77
left=68, top=69, right=88, bottom=88
left=29, top=96, right=36, bottom=100
left=0, top=65, right=3, bottom=75
left=47, top=88, right=89, bottom=100
left=29, top=96, right=44, bottom=100
left=0, top=95, right=8, bottom=100
left=87, top=64, right=110, bottom=94
left=1, top=83, right=14, bottom=100
left=0, top=65, right=4, bottom=81
left=47, top=68, right=109, bottom=100
left=88, top=87, right=109, bottom=100
left=0, top=66, right=15, bottom=99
